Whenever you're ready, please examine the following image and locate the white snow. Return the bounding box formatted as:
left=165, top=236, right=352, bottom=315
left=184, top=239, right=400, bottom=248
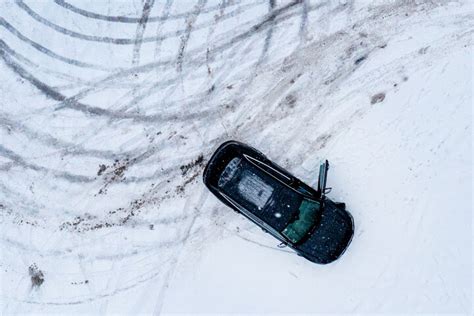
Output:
left=0, top=0, right=472, bottom=314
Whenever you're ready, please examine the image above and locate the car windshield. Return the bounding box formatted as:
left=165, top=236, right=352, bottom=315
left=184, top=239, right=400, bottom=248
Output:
left=281, top=198, right=321, bottom=243
left=218, top=157, right=302, bottom=231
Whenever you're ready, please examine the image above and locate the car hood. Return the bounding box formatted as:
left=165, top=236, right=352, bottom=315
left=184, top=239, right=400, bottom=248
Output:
left=297, top=200, right=354, bottom=264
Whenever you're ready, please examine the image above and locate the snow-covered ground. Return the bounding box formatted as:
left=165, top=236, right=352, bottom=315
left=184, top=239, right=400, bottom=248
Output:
left=0, top=0, right=472, bottom=314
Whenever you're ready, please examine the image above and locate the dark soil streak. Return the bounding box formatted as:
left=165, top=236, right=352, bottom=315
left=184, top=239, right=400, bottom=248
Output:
left=179, top=154, right=204, bottom=176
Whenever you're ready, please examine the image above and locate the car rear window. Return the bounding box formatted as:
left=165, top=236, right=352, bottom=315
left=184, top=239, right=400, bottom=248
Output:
left=218, top=157, right=241, bottom=188
left=218, top=157, right=301, bottom=231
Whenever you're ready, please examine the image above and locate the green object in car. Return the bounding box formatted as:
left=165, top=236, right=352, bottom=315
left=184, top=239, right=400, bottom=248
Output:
left=282, top=199, right=320, bottom=243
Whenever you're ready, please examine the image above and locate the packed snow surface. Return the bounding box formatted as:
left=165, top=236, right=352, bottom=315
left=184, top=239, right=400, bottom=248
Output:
left=0, top=0, right=472, bottom=314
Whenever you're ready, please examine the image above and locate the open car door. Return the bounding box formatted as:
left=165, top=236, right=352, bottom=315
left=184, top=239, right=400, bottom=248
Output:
left=317, top=160, right=330, bottom=197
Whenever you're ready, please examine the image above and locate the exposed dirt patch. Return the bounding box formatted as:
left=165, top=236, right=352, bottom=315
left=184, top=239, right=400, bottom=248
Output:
left=371, top=92, right=386, bottom=104
left=289, top=73, right=302, bottom=84
left=354, top=55, right=367, bottom=65
left=283, top=94, right=297, bottom=108
left=59, top=213, right=99, bottom=231
left=97, top=158, right=134, bottom=195
left=97, top=164, right=107, bottom=176
left=18, top=219, right=38, bottom=226
left=60, top=195, right=151, bottom=232
left=29, top=264, right=44, bottom=287
left=71, top=280, right=89, bottom=285
left=418, top=46, right=429, bottom=54
left=208, top=84, right=215, bottom=94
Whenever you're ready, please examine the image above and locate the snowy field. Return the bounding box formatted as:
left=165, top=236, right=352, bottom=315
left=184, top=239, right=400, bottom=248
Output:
left=0, top=0, right=472, bottom=314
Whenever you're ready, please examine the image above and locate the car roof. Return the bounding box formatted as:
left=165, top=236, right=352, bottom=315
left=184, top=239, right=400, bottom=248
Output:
left=204, top=141, right=316, bottom=232
left=204, top=141, right=291, bottom=189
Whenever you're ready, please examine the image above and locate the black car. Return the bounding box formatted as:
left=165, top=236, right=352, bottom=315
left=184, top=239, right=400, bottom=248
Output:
left=203, top=140, right=354, bottom=264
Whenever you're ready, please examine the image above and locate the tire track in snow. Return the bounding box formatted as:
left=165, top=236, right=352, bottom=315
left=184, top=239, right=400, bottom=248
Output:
left=0, top=115, right=124, bottom=160
left=153, top=0, right=173, bottom=63
left=0, top=47, right=223, bottom=124
left=0, top=18, right=117, bottom=71
left=53, top=0, right=247, bottom=23
left=258, top=0, right=276, bottom=65
left=152, top=187, right=208, bottom=315
left=299, top=0, right=308, bottom=41
left=0, top=0, right=318, bottom=308
left=204, top=0, right=230, bottom=76
left=0, top=0, right=316, bottom=230
left=109, top=2, right=316, bottom=122
left=0, top=39, right=99, bottom=87
left=175, top=0, right=207, bottom=73
left=131, top=0, right=156, bottom=65
left=0, top=144, right=94, bottom=183
left=40, top=2, right=311, bottom=111
left=15, top=0, right=260, bottom=46
left=1, top=1, right=265, bottom=76
left=206, top=0, right=317, bottom=144
left=1, top=1, right=306, bottom=127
